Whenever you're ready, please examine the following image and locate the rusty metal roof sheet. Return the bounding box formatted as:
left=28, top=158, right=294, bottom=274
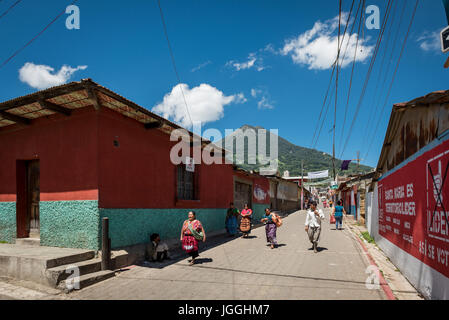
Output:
left=394, top=90, right=449, bottom=109
left=375, top=89, right=449, bottom=178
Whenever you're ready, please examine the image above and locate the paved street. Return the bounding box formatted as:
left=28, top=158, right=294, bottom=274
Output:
left=68, top=209, right=385, bottom=300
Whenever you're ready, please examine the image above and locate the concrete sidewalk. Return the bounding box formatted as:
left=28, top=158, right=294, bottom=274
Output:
left=344, top=218, right=423, bottom=300
left=64, top=209, right=386, bottom=300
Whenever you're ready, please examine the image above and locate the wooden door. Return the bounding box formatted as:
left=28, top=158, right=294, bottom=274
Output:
left=234, top=182, right=252, bottom=211
left=27, top=160, right=40, bottom=237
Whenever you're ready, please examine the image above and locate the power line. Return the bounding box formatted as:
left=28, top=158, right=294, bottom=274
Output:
left=157, top=0, right=194, bottom=128
left=363, top=0, right=420, bottom=161
left=0, top=0, right=78, bottom=70
left=311, top=66, right=335, bottom=148
left=0, top=0, right=23, bottom=21
left=361, top=0, right=408, bottom=157
left=313, top=78, right=336, bottom=150
left=339, top=0, right=393, bottom=159
left=337, top=0, right=362, bottom=75
left=338, top=0, right=365, bottom=157
left=359, top=0, right=399, bottom=149
left=311, top=0, right=355, bottom=149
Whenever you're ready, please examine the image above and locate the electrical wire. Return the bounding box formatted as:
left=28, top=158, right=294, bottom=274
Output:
left=0, top=0, right=78, bottom=70
left=363, top=0, right=420, bottom=161
left=359, top=0, right=399, bottom=149
left=311, top=0, right=356, bottom=149
left=361, top=0, right=408, bottom=157
left=339, top=0, right=393, bottom=159
left=338, top=0, right=365, bottom=157
left=157, top=0, right=194, bottom=128
left=0, top=0, right=22, bottom=21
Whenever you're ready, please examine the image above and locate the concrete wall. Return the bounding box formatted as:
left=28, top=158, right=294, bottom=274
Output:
left=376, top=236, right=449, bottom=299
left=366, top=183, right=379, bottom=239
left=0, top=202, right=16, bottom=243
left=40, top=200, right=100, bottom=250
left=100, top=208, right=227, bottom=249
left=371, top=133, right=449, bottom=299
left=253, top=203, right=269, bottom=221
left=367, top=181, right=449, bottom=300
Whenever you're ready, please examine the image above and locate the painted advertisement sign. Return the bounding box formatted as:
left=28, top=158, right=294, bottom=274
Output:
left=378, top=139, right=449, bottom=278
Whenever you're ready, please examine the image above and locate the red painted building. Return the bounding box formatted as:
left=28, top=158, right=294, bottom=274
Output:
left=0, top=79, right=270, bottom=250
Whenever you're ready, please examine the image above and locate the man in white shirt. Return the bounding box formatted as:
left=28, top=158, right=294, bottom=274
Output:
left=305, top=201, right=325, bottom=253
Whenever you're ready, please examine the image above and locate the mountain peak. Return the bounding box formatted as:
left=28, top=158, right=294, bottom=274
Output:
left=240, top=124, right=264, bottom=131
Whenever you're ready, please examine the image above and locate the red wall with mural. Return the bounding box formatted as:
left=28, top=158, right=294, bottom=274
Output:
left=97, top=107, right=234, bottom=209
left=0, top=108, right=99, bottom=202
left=378, top=138, right=449, bottom=278
left=252, top=175, right=270, bottom=204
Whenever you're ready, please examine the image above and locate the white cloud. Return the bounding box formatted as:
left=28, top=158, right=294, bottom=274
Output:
left=251, top=88, right=274, bottom=109
left=417, top=30, right=441, bottom=52
left=226, top=52, right=266, bottom=72
left=19, top=62, right=87, bottom=90
left=191, top=60, right=212, bottom=72
left=281, top=14, right=374, bottom=70
left=152, top=83, right=246, bottom=127
left=257, top=97, right=274, bottom=110
left=251, top=88, right=259, bottom=98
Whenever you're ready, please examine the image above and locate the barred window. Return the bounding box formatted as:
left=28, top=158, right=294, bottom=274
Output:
left=177, top=165, right=195, bottom=200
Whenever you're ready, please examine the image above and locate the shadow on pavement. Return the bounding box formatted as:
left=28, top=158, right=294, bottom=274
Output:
left=193, top=258, right=213, bottom=265
left=134, top=224, right=267, bottom=270
left=307, top=247, right=328, bottom=252
left=178, top=264, right=375, bottom=287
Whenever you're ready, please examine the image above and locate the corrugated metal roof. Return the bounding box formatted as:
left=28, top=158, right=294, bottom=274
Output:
left=394, top=90, right=449, bottom=109
left=375, top=89, right=449, bottom=178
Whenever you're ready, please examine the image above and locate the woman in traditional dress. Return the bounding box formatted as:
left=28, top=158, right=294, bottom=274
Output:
left=225, top=202, right=239, bottom=236
left=180, top=211, right=206, bottom=265
left=261, top=208, right=278, bottom=249
left=240, top=203, right=253, bottom=238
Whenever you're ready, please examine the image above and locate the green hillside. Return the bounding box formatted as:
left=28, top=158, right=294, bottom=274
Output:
left=218, top=124, right=373, bottom=176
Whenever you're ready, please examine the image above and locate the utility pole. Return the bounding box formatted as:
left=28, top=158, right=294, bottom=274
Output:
left=357, top=150, right=360, bottom=174
left=333, top=0, right=342, bottom=184
left=301, top=160, right=304, bottom=210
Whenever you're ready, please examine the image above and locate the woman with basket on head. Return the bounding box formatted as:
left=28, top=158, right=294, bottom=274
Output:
left=180, top=211, right=206, bottom=266
left=240, top=203, right=253, bottom=238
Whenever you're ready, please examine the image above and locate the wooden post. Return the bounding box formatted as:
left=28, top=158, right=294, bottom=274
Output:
left=101, top=217, right=111, bottom=270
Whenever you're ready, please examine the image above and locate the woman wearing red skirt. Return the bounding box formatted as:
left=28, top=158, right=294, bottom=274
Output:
left=180, top=211, right=206, bottom=266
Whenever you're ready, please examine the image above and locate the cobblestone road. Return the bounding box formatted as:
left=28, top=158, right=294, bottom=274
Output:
left=69, top=209, right=385, bottom=300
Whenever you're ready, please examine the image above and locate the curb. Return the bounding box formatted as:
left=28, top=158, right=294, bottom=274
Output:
left=353, top=232, right=396, bottom=300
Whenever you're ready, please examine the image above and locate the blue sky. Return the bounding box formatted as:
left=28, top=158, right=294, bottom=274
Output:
left=0, top=0, right=448, bottom=168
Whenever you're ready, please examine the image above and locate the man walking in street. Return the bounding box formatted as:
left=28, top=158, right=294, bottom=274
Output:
left=305, top=201, right=325, bottom=253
